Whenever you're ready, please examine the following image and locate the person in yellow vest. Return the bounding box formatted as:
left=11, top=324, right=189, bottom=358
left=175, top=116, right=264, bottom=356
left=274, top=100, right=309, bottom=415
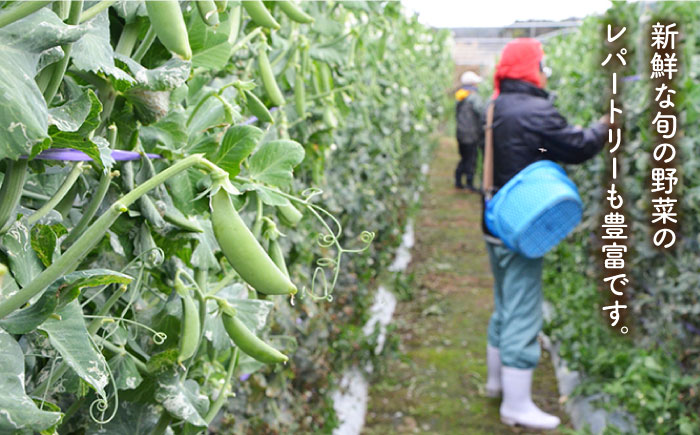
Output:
left=454, top=71, right=484, bottom=191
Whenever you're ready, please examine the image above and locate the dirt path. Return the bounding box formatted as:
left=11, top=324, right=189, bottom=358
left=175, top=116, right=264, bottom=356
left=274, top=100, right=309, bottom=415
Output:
left=363, top=136, right=569, bottom=434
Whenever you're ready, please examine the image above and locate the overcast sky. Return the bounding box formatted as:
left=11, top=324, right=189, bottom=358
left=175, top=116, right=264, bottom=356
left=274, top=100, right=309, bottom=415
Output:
left=401, top=0, right=613, bottom=28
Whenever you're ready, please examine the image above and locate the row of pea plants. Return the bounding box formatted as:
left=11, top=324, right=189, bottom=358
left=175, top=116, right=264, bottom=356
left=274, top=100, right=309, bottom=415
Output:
left=0, top=1, right=452, bottom=434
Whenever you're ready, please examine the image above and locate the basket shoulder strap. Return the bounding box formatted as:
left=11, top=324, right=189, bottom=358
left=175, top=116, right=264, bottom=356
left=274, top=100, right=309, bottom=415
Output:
left=482, top=102, right=495, bottom=199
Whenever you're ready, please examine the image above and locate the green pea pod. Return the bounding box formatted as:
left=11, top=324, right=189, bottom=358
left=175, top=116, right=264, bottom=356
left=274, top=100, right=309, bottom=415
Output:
left=214, top=0, right=228, bottom=12
left=145, top=0, right=192, bottom=60
left=242, top=0, right=280, bottom=29
left=268, top=238, right=289, bottom=279
left=323, top=106, right=338, bottom=129
left=294, top=66, right=305, bottom=117
left=227, top=4, right=241, bottom=44
left=222, top=312, right=287, bottom=364
left=311, top=62, right=322, bottom=95
left=277, top=202, right=303, bottom=227
left=196, top=0, right=220, bottom=26
left=139, top=194, right=165, bottom=229
left=277, top=0, right=314, bottom=24
left=163, top=206, right=203, bottom=233
left=318, top=62, right=332, bottom=94
left=258, top=46, right=285, bottom=107
left=210, top=189, right=297, bottom=295
left=243, top=90, right=273, bottom=123
left=175, top=277, right=200, bottom=364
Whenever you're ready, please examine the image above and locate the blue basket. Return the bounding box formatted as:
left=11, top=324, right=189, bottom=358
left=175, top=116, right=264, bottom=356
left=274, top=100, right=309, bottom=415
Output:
left=485, top=160, right=582, bottom=258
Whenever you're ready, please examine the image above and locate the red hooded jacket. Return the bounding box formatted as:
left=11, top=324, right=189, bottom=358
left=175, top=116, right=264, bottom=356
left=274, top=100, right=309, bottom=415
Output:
left=492, top=38, right=543, bottom=98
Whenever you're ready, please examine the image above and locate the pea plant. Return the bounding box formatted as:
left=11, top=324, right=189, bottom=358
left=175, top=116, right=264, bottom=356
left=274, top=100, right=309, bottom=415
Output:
left=0, top=1, right=452, bottom=434
left=542, top=2, right=700, bottom=432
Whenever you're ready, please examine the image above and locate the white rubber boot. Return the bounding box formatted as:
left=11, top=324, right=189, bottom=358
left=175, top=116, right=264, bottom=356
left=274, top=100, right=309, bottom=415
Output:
left=485, top=344, right=502, bottom=397
left=500, top=366, right=561, bottom=430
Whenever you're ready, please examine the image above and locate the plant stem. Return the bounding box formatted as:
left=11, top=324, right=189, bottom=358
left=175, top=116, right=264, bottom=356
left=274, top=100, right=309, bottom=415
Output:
left=132, top=25, right=156, bottom=63
left=42, top=0, right=84, bottom=105
left=54, top=182, right=80, bottom=219
left=87, top=285, right=127, bottom=334
left=53, top=0, right=70, bottom=20
left=0, top=1, right=52, bottom=29
left=58, top=396, right=85, bottom=429
left=26, top=163, right=84, bottom=226
left=0, top=159, right=29, bottom=233
left=96, top=337, right=148, bottom=373
left=26, top=162, right=83, bottom=226
left=208, top=268, right=237, bottom=296
left=115, top=21, right=141, bottom=57
left=64, top=169, right=114, bottom=245
left=0, top=154, right=207, bottom=319
left=150, top=413, right=171, bottom=435
left=21, top=190, right=51, bottom=202
left=204, top=348, right=239, bottom=423
left=230, top=27, right=262, bottom=54
left=78, top=0, right=116, bottom=23
left=307, top=85, right=353, bottom=102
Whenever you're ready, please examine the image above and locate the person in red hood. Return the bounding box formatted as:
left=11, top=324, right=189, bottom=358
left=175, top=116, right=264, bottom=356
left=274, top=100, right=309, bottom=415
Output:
left=481, top=38, right=609, bottom=430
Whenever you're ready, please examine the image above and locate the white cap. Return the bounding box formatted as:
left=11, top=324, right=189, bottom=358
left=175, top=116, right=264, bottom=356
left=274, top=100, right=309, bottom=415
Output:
left=460, top=71, right=483, bottom=85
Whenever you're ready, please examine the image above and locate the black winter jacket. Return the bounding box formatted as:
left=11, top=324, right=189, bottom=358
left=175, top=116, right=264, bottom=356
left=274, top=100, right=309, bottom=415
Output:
left=482, top=79, right=608, bottom=237
left=456, top=86, right=484, bottom=145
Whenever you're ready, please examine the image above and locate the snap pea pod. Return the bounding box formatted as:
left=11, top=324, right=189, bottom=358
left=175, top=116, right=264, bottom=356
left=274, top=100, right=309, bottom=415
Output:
left=243, top=90, right=273, bottom=123
left=175, top=276, right=200, bottom=364
left=258, top=46, right=285, bottom=106
left=277, top=202, right=303, bottom=227
left=210, top=189, right=297, bottom=295
left=222, top=312, right=287, bottom=364
left=214, top=0, right=228, bottom=13
left=277, top=0, right=314, bottom=24
left=227, top=4, right=241, bottom=44
left=318, top=62, right=332, bottom=94
left=294, top=65, right=306, bottom=117
left=268, top=238, right=289, bottom=279
left=196, top=0, right=219, bottom=26
left=242, top=0, right=279, bottom=30
left=145, top=0, right=192, bottom=60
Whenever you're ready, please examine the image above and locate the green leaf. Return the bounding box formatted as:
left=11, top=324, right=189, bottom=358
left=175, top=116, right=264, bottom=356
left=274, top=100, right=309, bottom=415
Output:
left=30, top=224, right=66, bottom=267
left=191, top=219, right=221, bottom=271
left=70, top=10, right=135, bottom=84
left=84, top=402, right=160, bottom=434
left=188, top=13, right=233, bottom=70
left=47, top=81, right=96, bottom=132
left=1, top=221, right=44, bottom=288
left=0, top=328, right=63, bottom=432
left=109, top=353, right=144, bottom=391
left=155, top=372, right=210, bottom=427
left=192, top=42, right=232, bottom=70
left=0, top=8, right=86, bottom=159
left=236, top=182, right=289, bottom=206
left=248, top=140, right=305, bottom=188
left=228, top=298, right=274, bottom=336
left=113, top=1, right=147, bottom=23
left=211, top=124, right=263, bottom=177
left=51, top=269, right=134, bottom=294
left=38, top=300, right=110, bottom=397
left=116, top=55, right=191, bottom=92
left=34, top=81, right=115, bottom=169
left=140, top=109, right=188, bottom=152
left=309, top=40, right=350, bottom=65
left=0, top=288, right=59, bottom=334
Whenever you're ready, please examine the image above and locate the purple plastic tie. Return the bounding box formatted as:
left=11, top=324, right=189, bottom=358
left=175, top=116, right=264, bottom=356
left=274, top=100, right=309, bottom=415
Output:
left=23, top=109, right=279, bottom=161
left=622, top=74, right=641, bottom=82
left=22, top=148, right=161, bottom=161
